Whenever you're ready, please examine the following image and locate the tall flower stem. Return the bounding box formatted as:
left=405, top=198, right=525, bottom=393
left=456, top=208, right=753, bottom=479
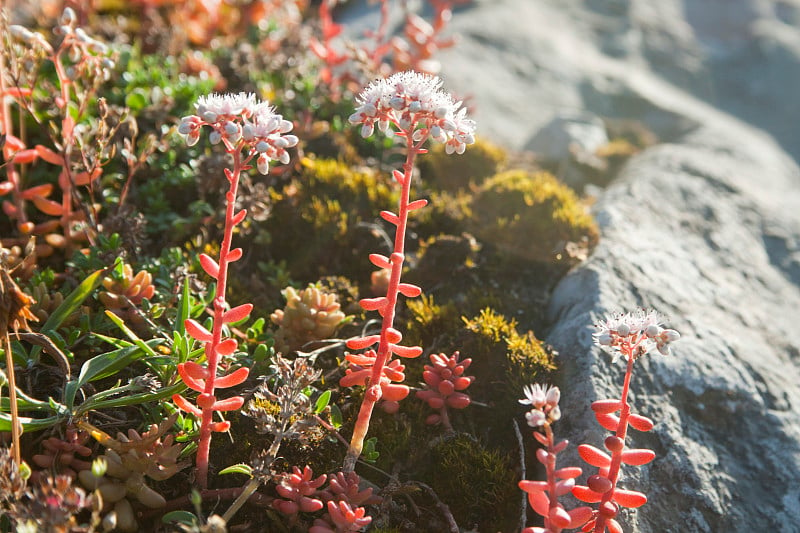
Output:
left=194, top=150, right=243, bottom=488
left=343, top=135, right=423, bottom=473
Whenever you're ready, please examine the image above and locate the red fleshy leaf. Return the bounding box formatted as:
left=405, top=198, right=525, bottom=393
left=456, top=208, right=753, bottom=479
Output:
left=12, top=149, right=37, bottom=164
left=390, top=344, right=423, bottom=358
left=572, top=485, right=603, bottom=503
left=568, top=506, right=594, bottom=528
left=231, top=209, right=247, bottom=225
left=628, top=413, right=655, bottom=432
left=211, top=421, right=231, bottom=432
left=607, top=518, right=624, bottom=533
left=227, top=247, right=243, bottom=261
left=185, top=319, right=213, bottom=342
left=31, top=196, right=62, bottom=216
left=216, top=338, right=238, bottom=356
left=385, top=328, right=402, bottom=343
left=519, top=480, right=548, bottom=493
left=223, top=303, right=253, bottom=324
left=212, top=396, right=245, bottom=411
left=181, top=361, right=209, bottom=380
left=621, top=448, right=656, bottom=466
left=592, top=399, right=622, bottom=414
left=347, top=335, right=380, bottom=350
left=35, top=145, right=65, bottom=165
left=215, top=367, right=249, bottom=388
left=369, top=253, right=391, bottom=269
left=578, top=444, right=612, bottom=468
left=199, top=253, right=219, bottom=278
left=380, top=210, right=399, bottom=225
left=359, top=297, right=388, bottom=311
left=177, top=364, right=206, bottom=392
left=0, top=183, right=14, bottom=196
left=397, top=283, right=422, bottom=297
left=613, top=488, right=647, bottom=508
left=172, top=394, right=201, bottom=417
left=549, top=505, right=572, bottom=528
left=392, top=169, right=405, bottom=183
left=407, top=199, right=428, bottom=210
left=554, top=467, right=582, bottom=479
left=528, top=489, right=550, bottom=517
left=20, top=184, right=53, bottom=200
left=595, top=412, right=621, bottom=432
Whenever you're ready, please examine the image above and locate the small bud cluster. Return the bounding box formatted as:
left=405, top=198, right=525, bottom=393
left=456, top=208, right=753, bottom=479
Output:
left=270, top=285, right=347, bottom=354
left=416, top=351, right=474, bottom=428
left=348, top=71, right=475, bottom=154
left=593, top=309, right=680, bottom=360
left=178, top=92, right=298, bottom=174
left=519, top=383, right=562, bottom=428
left=273, top=466, right=375, bottom=532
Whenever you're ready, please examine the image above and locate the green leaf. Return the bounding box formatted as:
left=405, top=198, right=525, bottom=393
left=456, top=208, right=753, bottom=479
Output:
left=75, top=382, right=184, bottom=415
left=330, top=404, right=343, bottom=429
left=314, top=390, right=331, bottom=414
left=363, top=437, right=379, bottom=463
left=77, top=340, right=163, bottom=386
left=105, top=310, right=161, bottom=360
left=161, top=510, right=198, bottom=527
left=0, top=412, right=61, bottom=432
left=32, top=267, right=108, bottom=362
left=125, top=90, right=148, bottom=111
left=218, top=463, right=253, bottom=477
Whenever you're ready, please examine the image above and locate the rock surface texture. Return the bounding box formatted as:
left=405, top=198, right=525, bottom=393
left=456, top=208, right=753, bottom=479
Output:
left=343, top=0, right=800, bottom=531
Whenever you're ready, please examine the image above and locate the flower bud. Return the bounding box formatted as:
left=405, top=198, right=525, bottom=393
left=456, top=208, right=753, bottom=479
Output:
left=60, top=7, right=77, bottom=26
left=616, top=323, right=630, bottom=337
left=208, top=131, right=222, bottom=144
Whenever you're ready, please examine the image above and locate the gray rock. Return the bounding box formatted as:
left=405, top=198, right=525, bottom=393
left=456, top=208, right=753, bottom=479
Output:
left=339, top=1, right=800, bottom=530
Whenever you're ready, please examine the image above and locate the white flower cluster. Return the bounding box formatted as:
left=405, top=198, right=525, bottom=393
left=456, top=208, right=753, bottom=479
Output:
left=348, top=71, right=476, bottom=154
left=178, top=92, right=298, bottom=174
left=519, top=384, right=561, bottom=427
left=594, top=309, right=680, bottom=360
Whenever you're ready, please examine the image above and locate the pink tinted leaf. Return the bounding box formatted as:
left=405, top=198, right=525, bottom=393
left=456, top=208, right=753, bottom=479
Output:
left=385, top=328, right=402, bottom=343
left=35, top=145, right=64, bottom=166
left=555, top=478, right=575, bottom=496
left=227, top=247, right=243, bottom=261
left=180, top=361, right=209, bottom=380
left=549, top=505, right=572, bottom=528
left=211, top=421, right=231, bottom=432
left=31, top=196, right=62, bottom=216
left=518, top=480, right=548, bottom=493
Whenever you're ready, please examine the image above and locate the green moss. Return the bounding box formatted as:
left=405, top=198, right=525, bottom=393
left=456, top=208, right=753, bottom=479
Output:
left=412, top=189, right=473, bottom=238
left=419, top=138, right=508, bottom=192
left=458, top=308, right=555, bottom=425
left=259, top=158, right=398, bottom=283
left=424, top=433, right=519, bottom=532
left=469, top=169, right=599, bottom=264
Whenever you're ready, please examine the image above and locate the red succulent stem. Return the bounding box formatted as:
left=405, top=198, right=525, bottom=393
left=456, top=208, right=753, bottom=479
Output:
left=543, top=423, right=562, bottom=532
left=593, top=344, right=635, bottom=533
left=0, top=36, right=27, bottom=228
left=194, top=149, right=243, bottom=489
left=343, top=131, right=424, bottom=472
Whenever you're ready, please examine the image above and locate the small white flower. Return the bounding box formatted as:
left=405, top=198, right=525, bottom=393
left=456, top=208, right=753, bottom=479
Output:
left=196, top=92, right=257, bottom=119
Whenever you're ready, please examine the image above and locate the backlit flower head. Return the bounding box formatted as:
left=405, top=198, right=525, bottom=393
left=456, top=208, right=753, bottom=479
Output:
left=594, top=309, right=680, bottom=361
left=349, top=71, right=476, bottom=154
left=178, top=92, right=298, bottom=174
left=520, top=384, right=561, bottom=427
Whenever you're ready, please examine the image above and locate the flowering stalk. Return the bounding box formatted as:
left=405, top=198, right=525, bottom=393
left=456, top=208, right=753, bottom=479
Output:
left=175, top=92, right=298, bottom=488
left=341, top=71, right=475, bottom=472
left=518, top=384, right=592, bottom=533
left=572, top=310, right=680, bottom=533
